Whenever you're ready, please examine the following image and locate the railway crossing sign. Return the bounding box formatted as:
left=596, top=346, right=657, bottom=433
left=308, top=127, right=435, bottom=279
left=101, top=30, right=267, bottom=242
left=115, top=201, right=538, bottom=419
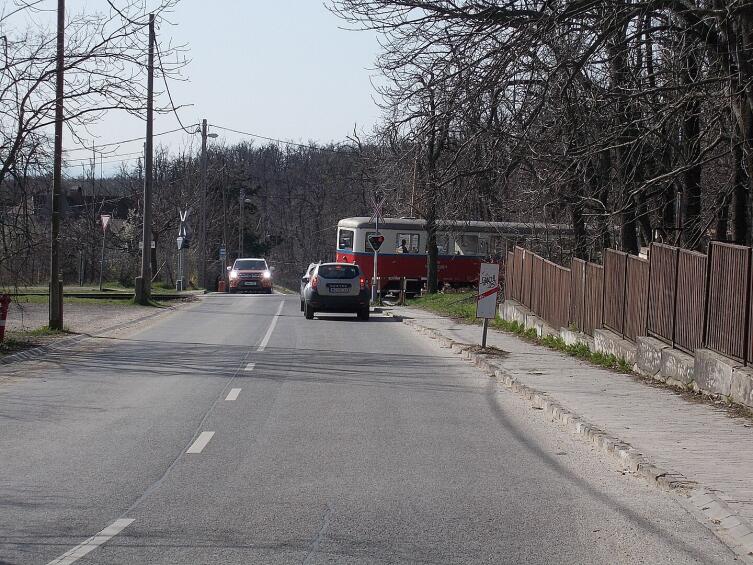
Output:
left=368, top=194, right=386, bottom=225
left=368, top=233, right=385, bottom=251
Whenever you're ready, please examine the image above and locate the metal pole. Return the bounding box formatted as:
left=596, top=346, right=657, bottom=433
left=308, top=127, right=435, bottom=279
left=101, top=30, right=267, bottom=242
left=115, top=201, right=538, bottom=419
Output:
left=239, top=188, right=245, bottom=257
left=135, top=14, right=155, bottom=305
left=49, top=0, right=65, bottom=330
left=99, top=226, right=107, bottom=291
left=371, top=215, right=378, bottom=304
left=482, top=318, right=489, bottom=349
left=200, top=118, right=208, bottom=290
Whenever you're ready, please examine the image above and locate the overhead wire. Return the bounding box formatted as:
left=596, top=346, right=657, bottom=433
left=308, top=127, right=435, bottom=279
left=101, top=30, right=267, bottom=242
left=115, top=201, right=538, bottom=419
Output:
left=208, top=124, right=354, bottom=154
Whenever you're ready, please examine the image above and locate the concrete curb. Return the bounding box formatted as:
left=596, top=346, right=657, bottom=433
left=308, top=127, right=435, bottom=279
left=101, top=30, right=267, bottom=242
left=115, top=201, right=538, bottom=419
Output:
left=393, top=311, right=753, bottom=563
left=0, top=303, right=185, bottom=367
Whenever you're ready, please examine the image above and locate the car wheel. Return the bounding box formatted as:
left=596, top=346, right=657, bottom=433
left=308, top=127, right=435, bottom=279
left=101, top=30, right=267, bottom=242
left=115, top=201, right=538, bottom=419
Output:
left=357, top=307, right=370, bottom=321
left=304, top=303, right=315, bottom=320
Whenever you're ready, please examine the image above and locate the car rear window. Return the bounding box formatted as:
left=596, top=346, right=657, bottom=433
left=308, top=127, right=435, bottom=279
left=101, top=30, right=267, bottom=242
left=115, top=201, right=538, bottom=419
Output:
left=235, top=260, right=267, bottom=270
left=318, top=265, right=359, bottom=279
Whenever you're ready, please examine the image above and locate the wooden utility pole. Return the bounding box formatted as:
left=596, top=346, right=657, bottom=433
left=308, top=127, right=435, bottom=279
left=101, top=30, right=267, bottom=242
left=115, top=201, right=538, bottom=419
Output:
left=200, top=118, right=208, bottom=290
left=135, top=14, right=155, bottom=305
left=49, top=0, right=65, bottom=330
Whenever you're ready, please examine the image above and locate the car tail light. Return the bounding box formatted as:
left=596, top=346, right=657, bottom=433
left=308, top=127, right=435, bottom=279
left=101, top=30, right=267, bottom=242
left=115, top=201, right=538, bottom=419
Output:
left=360, top=276, right=368, bottom=290
left=311, top=275, right=319, bottom=290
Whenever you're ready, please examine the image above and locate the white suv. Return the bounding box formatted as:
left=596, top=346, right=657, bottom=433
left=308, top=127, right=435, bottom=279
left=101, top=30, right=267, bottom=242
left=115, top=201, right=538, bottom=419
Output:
left=301, top=262, right=370, bottom=320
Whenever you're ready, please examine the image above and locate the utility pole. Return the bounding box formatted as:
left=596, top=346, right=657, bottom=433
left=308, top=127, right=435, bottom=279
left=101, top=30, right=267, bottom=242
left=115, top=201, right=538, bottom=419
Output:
left=200, top=118, right=208, bottom=290
left=135, top=14, right=155, bottom=305
left=49, top=0, right=65, bottom=330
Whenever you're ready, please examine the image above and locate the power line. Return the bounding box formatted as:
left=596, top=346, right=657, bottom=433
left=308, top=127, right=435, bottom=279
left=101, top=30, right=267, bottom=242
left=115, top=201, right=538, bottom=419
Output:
left=209, top=124, right=353, bottom=154
left=62, top=125, right=198, bottom=155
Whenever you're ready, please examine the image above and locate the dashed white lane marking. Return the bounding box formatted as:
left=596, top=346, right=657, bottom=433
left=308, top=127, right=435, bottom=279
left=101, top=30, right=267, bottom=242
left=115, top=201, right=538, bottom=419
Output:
left=244, top=362, right=255, bottom=372
left=186, top=431, right=215, bottom=454
left=257, top=300, right=284, bottom=352
left=225, top=388, right=241, bottom=401
left=46, top=518, right=134, bottom=565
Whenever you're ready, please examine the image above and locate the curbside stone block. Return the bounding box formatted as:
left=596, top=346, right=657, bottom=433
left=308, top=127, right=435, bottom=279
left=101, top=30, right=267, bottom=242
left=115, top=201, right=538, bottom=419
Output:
left=524, top=314, right=558, bottom=338
left=636, top=336, right=669, bottom=378
left=593, top=328, right=637, bottom=364
left=559, top=327, right=594, bottom=349
left=694, top=348, right=739, bottom=398
left=730, top=366, right=753, bottom=409
left=660, top=347, right=695, bottom=387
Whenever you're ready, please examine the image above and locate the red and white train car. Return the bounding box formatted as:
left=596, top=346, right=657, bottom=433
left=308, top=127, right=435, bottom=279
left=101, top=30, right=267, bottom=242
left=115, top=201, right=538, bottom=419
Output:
left=335, top=217, right=572, bottom=293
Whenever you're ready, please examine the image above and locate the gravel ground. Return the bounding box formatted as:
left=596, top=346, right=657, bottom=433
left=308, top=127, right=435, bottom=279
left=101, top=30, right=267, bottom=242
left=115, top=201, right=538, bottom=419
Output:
left=6, top=300, right=192, bottom=334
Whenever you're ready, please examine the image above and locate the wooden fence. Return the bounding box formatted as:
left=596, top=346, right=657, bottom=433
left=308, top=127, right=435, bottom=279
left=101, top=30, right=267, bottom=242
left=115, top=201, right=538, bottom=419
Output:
left=503, top=241, right=753, bottom=364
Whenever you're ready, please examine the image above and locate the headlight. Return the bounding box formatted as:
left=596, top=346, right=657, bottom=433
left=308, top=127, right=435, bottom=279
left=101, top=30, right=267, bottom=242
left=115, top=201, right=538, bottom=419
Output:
left=262, top=270, right=271, bottom=279
left=229, top=270, right=238, bottom=280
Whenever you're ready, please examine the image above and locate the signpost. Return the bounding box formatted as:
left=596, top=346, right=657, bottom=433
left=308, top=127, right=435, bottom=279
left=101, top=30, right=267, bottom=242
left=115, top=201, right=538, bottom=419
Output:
left=476, top=262, right=500, bottom=349
left=176, top=209, right=189, bottom=292
left=99, top=214, right=111, bottom=291
left=368, top=194, right=387, bottom=305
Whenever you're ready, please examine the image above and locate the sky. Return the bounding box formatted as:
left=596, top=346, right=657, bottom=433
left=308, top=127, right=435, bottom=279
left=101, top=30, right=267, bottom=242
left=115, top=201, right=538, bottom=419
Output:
left=56, top=0, right=385, bottom=173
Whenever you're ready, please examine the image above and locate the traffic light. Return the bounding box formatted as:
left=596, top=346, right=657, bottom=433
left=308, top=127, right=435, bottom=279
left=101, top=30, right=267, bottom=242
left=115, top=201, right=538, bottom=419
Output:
left=368, top=234, right=385, bottom=251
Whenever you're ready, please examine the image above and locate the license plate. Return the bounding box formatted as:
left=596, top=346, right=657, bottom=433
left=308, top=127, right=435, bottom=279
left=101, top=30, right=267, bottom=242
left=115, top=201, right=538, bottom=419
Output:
left=329, top=287, right=349, bottom=294
left=244, top=281, right=257, bottom=286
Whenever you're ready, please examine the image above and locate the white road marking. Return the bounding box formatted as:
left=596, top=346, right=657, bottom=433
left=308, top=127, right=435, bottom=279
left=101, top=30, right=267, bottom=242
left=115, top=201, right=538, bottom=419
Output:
left=244, top=362, right=256, bottom=372
left=257, top=300, right=284, bottom=352
left=225, top=388, right=241, bottom=401
left=46, top=518, right=134, bottom=565
left=186, top=431, right=215, bottom=454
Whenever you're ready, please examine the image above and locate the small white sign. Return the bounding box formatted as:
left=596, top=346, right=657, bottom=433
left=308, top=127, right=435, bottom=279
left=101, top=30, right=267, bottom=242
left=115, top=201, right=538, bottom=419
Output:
left=100, top=214, right=111, bottom=232
left=476, top=262, right=500, bottom=319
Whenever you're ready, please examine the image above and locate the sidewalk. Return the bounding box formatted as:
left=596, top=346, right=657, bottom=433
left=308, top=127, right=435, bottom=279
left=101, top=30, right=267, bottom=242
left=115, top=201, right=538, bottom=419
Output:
left=393, top=306, right=753, bottom=561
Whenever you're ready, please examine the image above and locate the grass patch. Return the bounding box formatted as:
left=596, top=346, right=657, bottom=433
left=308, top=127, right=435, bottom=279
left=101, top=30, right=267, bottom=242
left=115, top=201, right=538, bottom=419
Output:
left=23, top=325, right=71, bottom=337
left=408, top=292, right=633, bottom=374
left=408, top=292, right=477, bottom=321
left=0, top=336, right=33, bottom=355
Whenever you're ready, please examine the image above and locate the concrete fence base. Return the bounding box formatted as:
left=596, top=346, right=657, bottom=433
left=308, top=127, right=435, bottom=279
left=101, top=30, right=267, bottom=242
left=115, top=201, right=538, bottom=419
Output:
left=499, top=299, right=753, bottom=411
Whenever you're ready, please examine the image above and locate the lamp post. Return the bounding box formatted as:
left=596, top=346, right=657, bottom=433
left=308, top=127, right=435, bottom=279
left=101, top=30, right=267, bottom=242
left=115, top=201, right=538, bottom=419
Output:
left=239, top=188, right=252, bottom=257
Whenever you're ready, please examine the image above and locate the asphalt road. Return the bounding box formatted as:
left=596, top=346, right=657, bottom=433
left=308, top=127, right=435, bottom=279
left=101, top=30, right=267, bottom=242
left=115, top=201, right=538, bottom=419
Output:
left=0, top=294, right=739, bottom=564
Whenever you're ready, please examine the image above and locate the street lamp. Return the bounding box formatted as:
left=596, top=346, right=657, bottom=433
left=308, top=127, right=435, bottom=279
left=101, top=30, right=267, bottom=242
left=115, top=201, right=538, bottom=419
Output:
left=197, top=119, right=218, bottom=290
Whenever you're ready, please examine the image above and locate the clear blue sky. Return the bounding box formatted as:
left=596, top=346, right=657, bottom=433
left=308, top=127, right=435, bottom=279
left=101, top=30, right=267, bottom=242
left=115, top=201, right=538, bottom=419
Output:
left=62, top=0, right=383, bottom=171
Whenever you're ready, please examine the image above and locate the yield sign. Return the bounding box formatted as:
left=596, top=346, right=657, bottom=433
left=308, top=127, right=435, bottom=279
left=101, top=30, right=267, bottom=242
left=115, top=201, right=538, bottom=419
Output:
left=100, top=214, right=112, bottom=232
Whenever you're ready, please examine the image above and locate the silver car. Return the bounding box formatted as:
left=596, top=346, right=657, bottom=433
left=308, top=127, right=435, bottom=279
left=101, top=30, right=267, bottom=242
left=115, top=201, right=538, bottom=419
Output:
left=300, top=262, right=319, bottom=311
left=301, top=262, right=370, bottom=320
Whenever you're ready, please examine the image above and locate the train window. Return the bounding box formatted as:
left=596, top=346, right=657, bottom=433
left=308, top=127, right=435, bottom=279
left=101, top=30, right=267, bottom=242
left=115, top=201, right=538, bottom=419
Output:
left=479, top=237, right=489, bottom=256
left=456, top=234, right=479, bottom=255
left=436, top=233, right=450, bottom=254
left=396, top=233, right=420, bottom=253
left=338, top=229, right=354, bottom=251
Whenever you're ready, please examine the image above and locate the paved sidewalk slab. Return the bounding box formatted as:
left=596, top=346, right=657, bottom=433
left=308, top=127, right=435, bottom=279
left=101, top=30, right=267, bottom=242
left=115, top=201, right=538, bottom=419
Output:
left=395, top=306, right=753, bottom=557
